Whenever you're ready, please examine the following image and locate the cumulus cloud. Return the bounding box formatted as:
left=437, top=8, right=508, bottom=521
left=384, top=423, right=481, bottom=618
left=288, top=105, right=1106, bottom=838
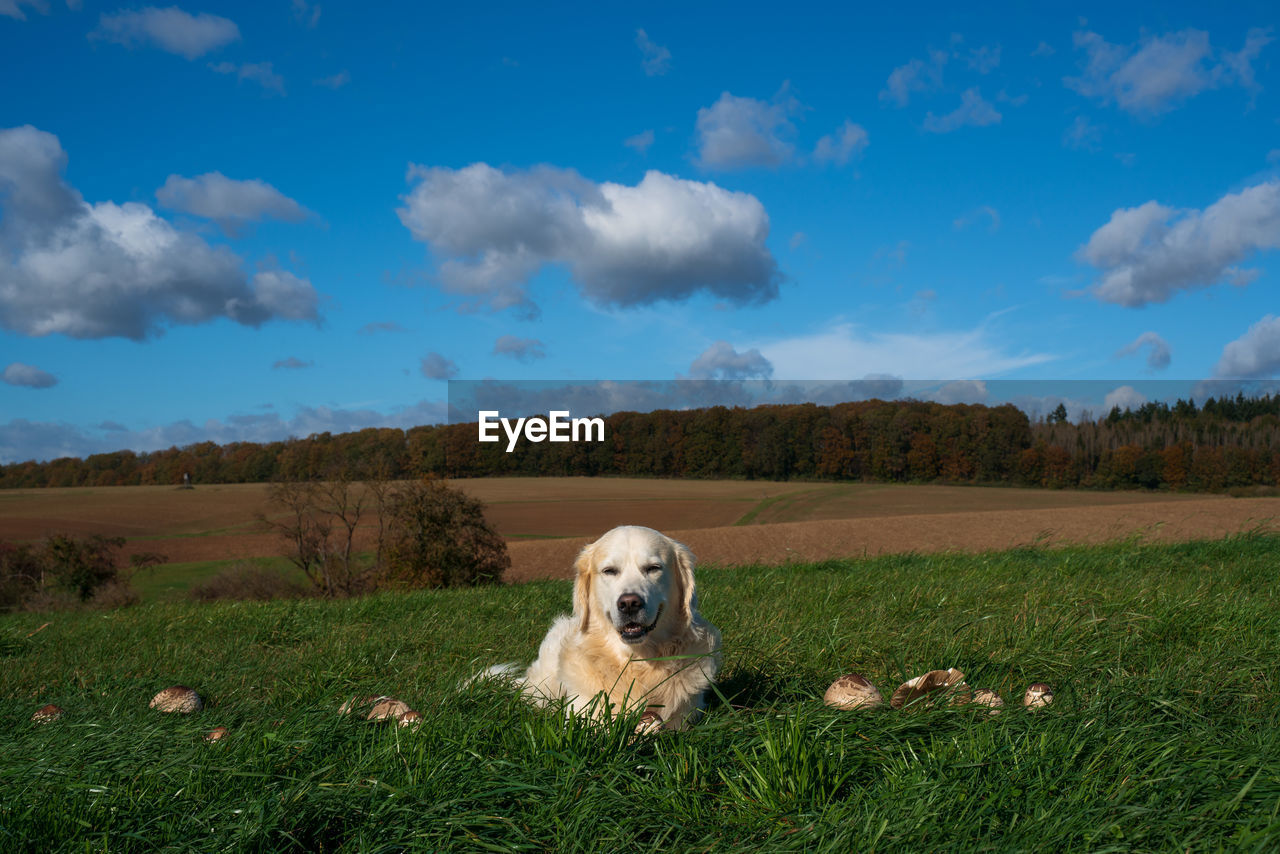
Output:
left=688, top=341, right=773, bottom=380
left=923, top=88, right=1001, bottom=133
left=635, top=28, right=671, bottom=76
left=930, top=380, right=989, bottom=405
left=695, top=91, right=800, bottom=170
left=965, top=44, right=1001, bottom=73
left=761, top=321, right=1054, bottom=380
left=624, top=129, right=655, bottom=155
left=1032, top=41, right=1056, bottom=58
left=397, top=163, right=780, bottom=315
left=291, top=0, right=320, bottom=28
left=1211, top=315, right=1280, bottom=378
left=0, top=125, right=319, bottom=340
left=0, top=0, right=48, bottom=20
left=272, top=356, right=312, bottom=370
left=92, top=6, right=240, bottom=59
left=880, top=49, right=948, bottom=106
left=2, top=361, right=57, bottom=388
left=1115, top=331, right=1171, bottom=371
left=1066, top=27, right=1273, bottom=115
left=156, top=171, right=309, bottom=234
left=492, top=335, right=546, bottom=362
left=209, top=60, right=285, bottom=94
left=813, top=120, right=869, bottom=166
left=1104, top=385, right=1147, bottom=413
left=420, top=351, right=459, bottom=379
left=313, top=70, right=350, bottom=89
left=0, top=399, right=448, bottom=464
left=1078, top=180, right=1280, bottom=307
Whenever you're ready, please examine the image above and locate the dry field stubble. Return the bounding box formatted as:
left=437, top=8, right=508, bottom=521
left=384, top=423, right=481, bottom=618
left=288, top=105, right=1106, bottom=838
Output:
left=1, top=479, right=1275, bottom=583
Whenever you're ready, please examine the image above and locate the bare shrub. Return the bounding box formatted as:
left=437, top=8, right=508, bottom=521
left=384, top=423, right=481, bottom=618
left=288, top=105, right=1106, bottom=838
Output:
left=258, top=475, right=375, bottom=597
left=381, top=477, right=509, bottom=589
left=189, top=562, right=311, bottom=602
left=90, top=580, right=140, bottom=610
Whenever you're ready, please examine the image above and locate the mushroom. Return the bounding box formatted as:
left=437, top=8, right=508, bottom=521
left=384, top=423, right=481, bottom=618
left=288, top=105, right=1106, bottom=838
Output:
left=204, top=726, right=229, bottom=742
left=367, top=697, right=411, bottom=721
left=31, top=703, right=63, bottom=723
left=397, top=710, right=423, bottom=729
left=1024, top=683, right=1054, bottom=709
left=971, top=688, right=1004, bottom=714
left=823, top=673, right=884, bottom=710
left=890, top=668, right=972, bottom=710
left=338, top=694, right=388, bottom=715
left=149, top=686, right=202, bottom=714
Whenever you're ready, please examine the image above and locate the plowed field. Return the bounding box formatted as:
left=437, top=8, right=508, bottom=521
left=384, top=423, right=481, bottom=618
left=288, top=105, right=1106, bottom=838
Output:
left=1, top=479, right=1275, bottom=582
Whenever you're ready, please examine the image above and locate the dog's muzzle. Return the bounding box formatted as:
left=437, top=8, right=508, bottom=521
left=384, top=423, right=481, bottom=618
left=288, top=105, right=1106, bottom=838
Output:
left=619, top=602, right=663, bottom=644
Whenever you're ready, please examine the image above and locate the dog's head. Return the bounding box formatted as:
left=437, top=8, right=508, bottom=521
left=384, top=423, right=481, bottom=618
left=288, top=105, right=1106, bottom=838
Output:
left=572, top=526, right=697, bottom=646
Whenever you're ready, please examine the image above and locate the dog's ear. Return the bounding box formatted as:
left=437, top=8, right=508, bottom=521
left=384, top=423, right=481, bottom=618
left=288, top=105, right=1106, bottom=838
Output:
left=673, top=539, right=697, bottom=625
left=572, top=541, right=596, bottom=632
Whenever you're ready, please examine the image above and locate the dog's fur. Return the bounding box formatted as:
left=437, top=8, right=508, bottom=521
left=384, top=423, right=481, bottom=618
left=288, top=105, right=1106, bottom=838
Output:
left=480, top=526, right=721, bottom=731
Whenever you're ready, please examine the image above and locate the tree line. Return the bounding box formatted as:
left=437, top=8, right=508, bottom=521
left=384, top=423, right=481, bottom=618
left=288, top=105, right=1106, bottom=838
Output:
left=5, top=394, right=1280, bottom=492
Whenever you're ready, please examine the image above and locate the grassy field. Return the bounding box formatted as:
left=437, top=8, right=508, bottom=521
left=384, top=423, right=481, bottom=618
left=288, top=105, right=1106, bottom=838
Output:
left=3, top=535, right=1278, bottom=851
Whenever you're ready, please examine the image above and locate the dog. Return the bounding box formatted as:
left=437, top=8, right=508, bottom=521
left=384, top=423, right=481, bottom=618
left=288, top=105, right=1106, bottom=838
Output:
left=477, top=525, right=721, bottom=731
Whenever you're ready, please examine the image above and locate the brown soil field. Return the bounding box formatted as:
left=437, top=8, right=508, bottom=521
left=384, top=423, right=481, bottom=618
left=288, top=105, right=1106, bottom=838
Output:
left=1, top=479, right=1275, bottom=582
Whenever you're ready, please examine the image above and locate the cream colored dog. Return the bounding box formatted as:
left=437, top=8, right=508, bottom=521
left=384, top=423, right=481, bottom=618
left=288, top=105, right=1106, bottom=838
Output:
left=480, top=526, right=721, bottom=731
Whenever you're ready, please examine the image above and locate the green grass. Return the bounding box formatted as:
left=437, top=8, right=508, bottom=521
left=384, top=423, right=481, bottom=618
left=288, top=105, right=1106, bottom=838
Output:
left=129, top=556, right=305, bottom=602
left=2, top=535, right=1279, bottom=851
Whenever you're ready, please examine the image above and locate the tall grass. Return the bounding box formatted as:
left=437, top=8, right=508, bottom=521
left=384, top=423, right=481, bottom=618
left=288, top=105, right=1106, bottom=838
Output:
left=2, top=535, right=1278, bottom=851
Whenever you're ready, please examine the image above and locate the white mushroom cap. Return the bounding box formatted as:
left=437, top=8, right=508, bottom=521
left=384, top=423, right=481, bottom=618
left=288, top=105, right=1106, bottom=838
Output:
left=204, top=726, right=229, bottom=742
left=1024, top=683, right=1054, bottom=709
left=397, top=710, right=423, bottom=729
left=890, top=668, right=972, bottom=710
left=31, top=703, right=63, bottom=723
left=823, top=673, right=884, bottom=710
left=149, top=686, right=202, bottom=714
left=367, top=698, right=411, bottom=721
left=972, top=689, right=1004, bottom=715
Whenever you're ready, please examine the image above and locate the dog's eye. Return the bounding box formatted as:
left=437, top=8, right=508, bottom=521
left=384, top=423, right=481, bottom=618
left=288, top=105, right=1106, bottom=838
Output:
left=601, top=567, right=620, bottom=576
left=645, top=564, right=663, bottom=574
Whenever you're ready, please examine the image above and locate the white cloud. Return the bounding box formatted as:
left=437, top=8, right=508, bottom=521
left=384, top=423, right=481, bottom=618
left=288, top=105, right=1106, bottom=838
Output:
left=953, top=205, right=1000, bottom=232
left=930, top=380, right=988, bottom=405
left=209, top=61, right=285, bottom=94
left=0, top=0, right=47, bottom=20
left=1063, top=114, right=1103, bottom=151
left=880, top=49, right=948, bottom=106
left=813, top=120, right=868, bottom=166
left=314, top=70, right=350, bottom=89
left=760, top=321, right=1054, bottom=380
left=965, top=44, right=1001, bottom=73
left=1078, top=180, right=1280, bottom=307
left=1211, top=315, right=1280, bottom=378
left=695, top=91, right=799, bottom=170
left=291, top=0, right=320, bottom=28
left=1032, top=41, right=1056, bottom=58
left=492, top=335, right=546, bottom=362
left=1065, top=27, right=1272, bottom=115
left=92, top=6, right=240, bottom=59
left=2, top=361, right=57, bottom=388
left=687, top=341, right=773, bottom=379
left=1115, top=331, right=1172, bottom=371
left=624, top=129, right=655, bottom=155
left=397, top=163, right=780, bottom=315
left=0, top=124, right=319, bottom=340
left=0, top=400, right=448, bottom=464
left=272, top=356, right=313, bottom=370
left=420, top=351, right=458, bottom=379
left=635, top=28, right=670, bottom=76
left=923, top=88, right=1001, bottom=133
left=1104, top=385, right=1147, bottom=412
left=156, top=171, right=309, bottom=234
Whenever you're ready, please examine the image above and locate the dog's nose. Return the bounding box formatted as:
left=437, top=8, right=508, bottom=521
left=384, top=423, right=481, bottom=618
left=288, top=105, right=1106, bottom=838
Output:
left=617, top=593, right=644, bottom=617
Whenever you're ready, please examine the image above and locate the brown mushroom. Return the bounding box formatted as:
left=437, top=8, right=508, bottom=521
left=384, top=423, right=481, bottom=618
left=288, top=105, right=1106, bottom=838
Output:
left=367, top=697, right=411, bottom=721
left=397, top=710, right=423, bottom=729
left=31, top=703, right=63, bottom=723
left=823, top=673, right=884, bottom=710
left=149, top=686, right=202, bottom=714
left=890, top=668, right=972, bottom=710
left=204, top=726, right=229, bottom=742
left=971, top=688, right=1004, bottom=714
left=338, top=694, right=388, bottom=715
left=1024, top=683, right=1054, bottom=709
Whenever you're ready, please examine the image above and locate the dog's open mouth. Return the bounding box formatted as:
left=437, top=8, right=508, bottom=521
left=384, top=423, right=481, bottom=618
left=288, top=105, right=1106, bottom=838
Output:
left=619, top=603, right=663, bottom=644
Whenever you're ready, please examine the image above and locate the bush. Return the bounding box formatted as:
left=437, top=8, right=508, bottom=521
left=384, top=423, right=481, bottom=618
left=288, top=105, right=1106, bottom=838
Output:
left=189, top=562, right=312, bottom=602
left=382, top=477, right=509, bottom=588
left=2, top=534, right=150, bottom=612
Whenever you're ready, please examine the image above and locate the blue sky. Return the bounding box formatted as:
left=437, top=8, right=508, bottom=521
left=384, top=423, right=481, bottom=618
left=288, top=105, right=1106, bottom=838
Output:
left=1, top=1, right=1277, bottom=463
